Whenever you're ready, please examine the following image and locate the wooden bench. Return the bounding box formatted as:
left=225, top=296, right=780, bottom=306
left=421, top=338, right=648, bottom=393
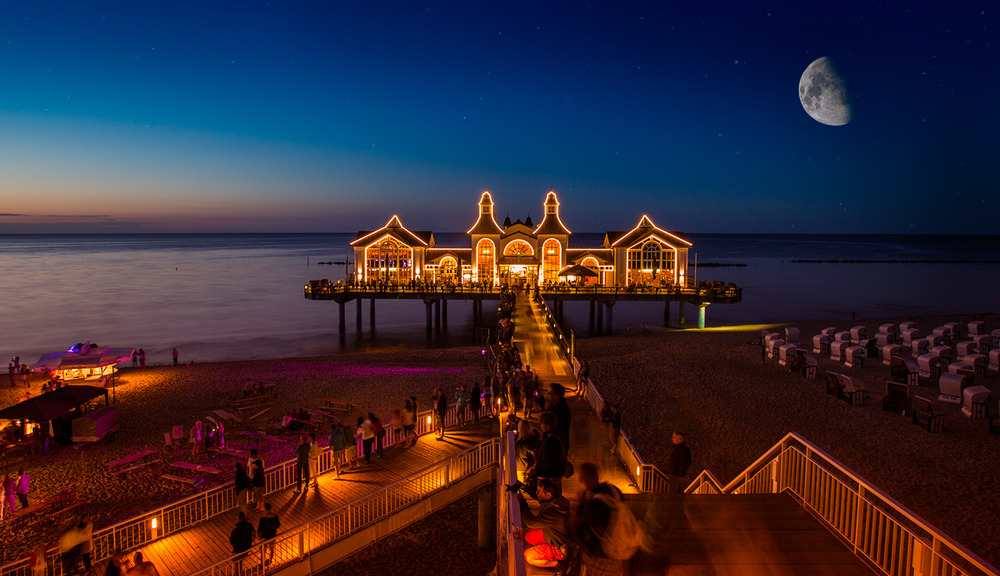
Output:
left=238, top=401, right=273, bottom=416
left=108, top=448, right=159, bottom=468
left=161, top=474, right=204, bottom=488
left=209, top=446, right=247, bottom=458
left=248, top=408, right=271, bottom=422
left=324, top=398, right=357, bottom=414
left=911, top=396, right=943, bottom=432
left=213, top=409, right=243, bottom=424
left=25, top=499, right=88, bottom=528
left=117, top=459, right=162, bottom=475
left=172, top=462, right=223, bottom=475
left=234, top=394, right=276, bottom=408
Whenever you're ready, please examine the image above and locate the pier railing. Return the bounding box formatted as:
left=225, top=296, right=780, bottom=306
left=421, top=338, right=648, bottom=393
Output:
left=1, top=402, right=478, bottom=576
left=186, top=437, right=500, bottom=576
left=305, top=280, right=740, bottom=300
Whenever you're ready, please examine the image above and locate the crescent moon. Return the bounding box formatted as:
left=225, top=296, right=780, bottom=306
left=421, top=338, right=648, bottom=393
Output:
left=798, top=57, right=852, bottom=126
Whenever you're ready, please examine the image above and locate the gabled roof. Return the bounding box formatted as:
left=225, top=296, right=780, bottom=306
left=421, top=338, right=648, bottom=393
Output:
left=605, top=215, right=691, bottom=248
left=467, top=191, right=504, bottom=236
left=534, top=191, right=571, bottom=236
left=351, top=215, right=433, bottom=247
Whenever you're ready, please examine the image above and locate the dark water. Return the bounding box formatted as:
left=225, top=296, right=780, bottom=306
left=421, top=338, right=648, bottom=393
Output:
left=0, top=233, right=996, bottom=365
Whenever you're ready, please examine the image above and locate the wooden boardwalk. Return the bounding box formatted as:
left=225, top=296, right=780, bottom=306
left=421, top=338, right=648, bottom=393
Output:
left=131, top=421, right=495, bottom=576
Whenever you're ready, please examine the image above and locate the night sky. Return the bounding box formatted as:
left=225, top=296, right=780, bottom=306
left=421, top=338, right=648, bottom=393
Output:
left=1, top=2, right=996, bottom=234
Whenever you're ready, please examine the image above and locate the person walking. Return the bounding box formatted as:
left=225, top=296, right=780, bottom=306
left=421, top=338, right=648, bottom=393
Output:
left=131, top=350, right=138, bottom=368
left=79, top=512, right=95, bottom=574
left=470, top=381, right=482, bottom=422
left=2, top=475, right=16, bottom=518
left=402, top=397, right=417, bottom=447
left=357, top=416, right=374, bottom=464
left=248, top=450, right=265, bottom=512
left=257, top=503, right=280, bottom=566
left=607, top=404, right=622, bottom=456
left=294, top=435, right=310, bottom=493
left=138, top=349, right=146, bottom=368
left=370, top=413, right=385, bottom=458
left=455, top=384, right=469, bottom=427
left=434, top=388, right=448, bottom=440
left=308, top=432, right=321, bottom=488
left=28, top=544, right=48, bottom=576
left=327, top=423, right=346, bottom=478
left=666, top=431, right=692, bottom=498
left=545, top=383, right=572, bottom=453
left=172, top=348, right=179, bottom=367
left=15, top=468, right=30, bottom=509
left=229, top=512, right=255, bottom=576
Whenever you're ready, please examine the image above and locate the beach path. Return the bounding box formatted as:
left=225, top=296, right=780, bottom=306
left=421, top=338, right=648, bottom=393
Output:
left=132, top=420, right=495, bottom=576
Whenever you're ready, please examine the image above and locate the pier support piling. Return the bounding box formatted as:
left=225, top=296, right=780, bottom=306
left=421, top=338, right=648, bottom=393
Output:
left=596, top=300, right=604, bottom=333
left=434, top=299, right=441, bottom=329
left=589, top=300, right=596, bottom=328
left=355, top=298, right=362, bottom=330
left=425, top=301, right=433, bottom=332
left=697, top=303, right=708, bottom=329
left=605, top=302, right=614, bottom=335
left=338, top=301, right=346, bottom=333
left=442, top=300, right=448, bottom=327
left=679, top=300, right=687, bottom=329
left=370, top=298, right=376, bottom=327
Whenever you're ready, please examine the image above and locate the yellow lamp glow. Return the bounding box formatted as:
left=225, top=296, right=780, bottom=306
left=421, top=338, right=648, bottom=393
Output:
left=636, top=466, right=641, bottom=477
left=426, top=416, right=432, bottom=424
left=151, top=518, right=157, bottom=529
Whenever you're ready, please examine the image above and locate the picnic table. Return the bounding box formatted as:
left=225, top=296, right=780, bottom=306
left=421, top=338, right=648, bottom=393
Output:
left=161, top=474, right=204, bottom=489
left=171, top=461, right=223, bottom=475
left=208, top=446, right=247, bottom=458
left=107, top=448, right=159, bottom=468
left=240, top=430, right=291, bottom=445
left=324, top=398, right=357, bottom=414
left=213, top=409, right=243, bottom=423
left=304, top=407, right=336, bottom=421
left=248, top=408, right=271, bottom=422
left=17, top=489, right=85, bottom=526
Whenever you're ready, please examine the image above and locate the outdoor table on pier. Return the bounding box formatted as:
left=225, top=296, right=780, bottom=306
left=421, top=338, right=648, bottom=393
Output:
left=213, top=409, right=243, bottom=423
left=324, top=398, right=357, bottom=414
left=107, top=448, right=159, bottom=468
left=171, top=461, right=223, bottom=475
left=240, top=430, right=290, bottom=445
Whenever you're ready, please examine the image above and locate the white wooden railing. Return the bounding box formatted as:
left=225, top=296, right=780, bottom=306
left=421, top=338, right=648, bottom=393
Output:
left=686, top=433, right=999, bottom=576
left=2, top=402, right=477, bottom=576
left=495, top=431, right=527, bottom=576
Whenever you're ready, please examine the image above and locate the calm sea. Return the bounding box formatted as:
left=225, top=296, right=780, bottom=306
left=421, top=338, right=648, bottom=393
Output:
left=1, top=233, right=997, bottom=365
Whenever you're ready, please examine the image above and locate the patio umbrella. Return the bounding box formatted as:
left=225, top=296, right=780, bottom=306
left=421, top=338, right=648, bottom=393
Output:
left=558, top=264, right=599, bottom=278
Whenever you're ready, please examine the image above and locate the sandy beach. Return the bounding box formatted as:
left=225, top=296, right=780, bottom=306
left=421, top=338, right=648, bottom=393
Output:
left=576, top=313, right=1000, bottom=569
left=2, top=312, right=998, bottom=572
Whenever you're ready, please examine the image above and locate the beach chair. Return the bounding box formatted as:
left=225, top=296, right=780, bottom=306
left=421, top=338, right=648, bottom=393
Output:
left=917, top=353, right=941, bottom=379
left=901, top=328, right=920, bottom=344
left=878, top=323, right=896, bottom=337
left=796, top=350, right=818, bottom=379
left=836, top=373, right=865, bottom=406
left=830, top=340, right=849, bottom=362
left=938, top=373, right=969, bottom=403
left=911, top=396, right=943, bottom=432
left=821, top=327, right=836, bottom=339
left=778, top=343, right=797, bottom=368
left=784, top=327, right=800, bottom=344
left=826, top=371, right=843, bottom=397
left=968, top=320, right=985, bottom=336
left=910, top=338, right=929, bottom=358
left=899, top=321, right=916, bottom=333
left=875, top=332, right=894, bottom=348
left=972, top=334, right=991, bottom=354
left=992, top=329, right=1000, bottom=350
left=890, top=356, right=918, bottom=386
left=845, top=345, right=865, bottom=368
left=963, top=354, right=987, bottom=378
left=989, top=349, right=1000, bottom=373
left=834, top=330, right=851, bottom=343
left=882, top=344, right=904, bottom=366
left=861, top=338, right=878, bottom=359
left=961, top=386, right=990, bottom=418
left=881, top=381, right=910, bottom=414
left=812, top=334, right=830, bottom=355
left=956, top=341, right=978, bottom=357
left=850, top=326, right=866, bottom=344
left=943, top=322, right=961, bottom=340
left=926, top=333, right=943, bottom=347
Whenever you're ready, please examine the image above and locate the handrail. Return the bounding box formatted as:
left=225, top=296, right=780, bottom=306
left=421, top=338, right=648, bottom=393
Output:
left=496, top=431, right=527, bottom=576
left=0, top=402, right=475, bottom=576
left=187, top=437, right=500, bottom=576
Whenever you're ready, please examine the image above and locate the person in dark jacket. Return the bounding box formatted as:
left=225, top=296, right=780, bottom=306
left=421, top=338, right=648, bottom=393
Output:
left=294, top=435, right=310, bottom=493
left=470, top=382, right=482, bottom=421
left=257, top=502, right=281, bottom=566
left=518, top=478, right=570, bottom=568
left=234, top=463, right=251, bottom=515
left=571, top=462, right=622, bottom=576
left=435, top=388, right=448, bottom=439
left=666, top=431, right=692, bottom=498
left=545, top=383, right=572, bottom=452
left=229, top=512, right=255, bottom=575
left=525, top=411, right=566, bottom=498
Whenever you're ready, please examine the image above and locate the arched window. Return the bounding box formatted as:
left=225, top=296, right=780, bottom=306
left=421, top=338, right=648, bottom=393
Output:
left=439, top=257, right=457, bottom=281
left=504, top=240, right=533, bottom=256
left=366, top=238, right=412, bottom=282
left=477, top=239, right=495, bottom=285
left=542, top=239, right=561, bottom=284
left=627, top=239, right=676, bottom=284
left=642, top=242, right=662, bottom=269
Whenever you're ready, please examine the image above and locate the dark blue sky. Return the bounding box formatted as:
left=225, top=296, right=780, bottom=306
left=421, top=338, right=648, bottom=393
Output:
left=1, top=1, right=996, bottom=233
